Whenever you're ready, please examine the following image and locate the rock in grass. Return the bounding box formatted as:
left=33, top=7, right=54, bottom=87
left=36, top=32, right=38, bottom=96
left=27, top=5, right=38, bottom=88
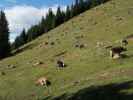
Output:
left=51, top=42, right=55, bottom=45
left=33, top=61, right=43, bottom=66
left=1, top=71, right=6, bottom=75
left=73, top=80, right=80, bottom=86
left=7, top=64, right=16, bottom=69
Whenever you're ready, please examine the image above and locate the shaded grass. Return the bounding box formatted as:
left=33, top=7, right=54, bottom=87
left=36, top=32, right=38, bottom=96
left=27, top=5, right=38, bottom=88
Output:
left=52, top=80, right=133, bottom=100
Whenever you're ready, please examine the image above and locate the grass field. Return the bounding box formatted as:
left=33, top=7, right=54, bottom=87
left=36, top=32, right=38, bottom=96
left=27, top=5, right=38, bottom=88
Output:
left=0, top=0, right=133, bottom=99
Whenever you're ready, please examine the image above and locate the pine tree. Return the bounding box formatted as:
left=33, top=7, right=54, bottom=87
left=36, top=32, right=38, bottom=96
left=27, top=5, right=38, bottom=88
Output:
left=45, top=8, right=55, bottom=31
left=90, top=0, right=99, bottom=8
left=39, top=17, right=47, bottom=34
left=27, top=25, right=39, bottom=42
left=13, top=36, right=21, bottom=49
left=70, top=4, right=74, bottom=18
left=55, top=7, right=65, bottom=27
left=19, top=29, right=27, bottom=45
left=79, top=0, right=85, bottom=12
left=13, top=29, right=27, bottom=49
left=0, top=11, right=10, bottom=59
left=73, top=0, right=80, bottom=16
left=65, top=6, right=71, bottom=21
left=85, top=0, right=91, bottom=10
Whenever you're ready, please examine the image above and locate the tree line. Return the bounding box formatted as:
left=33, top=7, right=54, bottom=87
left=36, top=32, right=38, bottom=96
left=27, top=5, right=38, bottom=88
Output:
left=0, top=0, right=110, bottom=59
left=12, top=0, right=110, bottom=49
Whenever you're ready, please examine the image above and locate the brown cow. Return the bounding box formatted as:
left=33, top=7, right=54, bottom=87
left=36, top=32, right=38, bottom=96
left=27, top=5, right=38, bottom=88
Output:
left=35, top=77, right=51, bottom=86
left=110, top=46, right=127, bottom=59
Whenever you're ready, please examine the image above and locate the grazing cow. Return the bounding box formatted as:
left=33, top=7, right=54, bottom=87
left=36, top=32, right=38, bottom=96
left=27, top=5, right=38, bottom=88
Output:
left=110, top=46, right=127, bottom=59
left=121, top=39, right=128, bottom=46
left=33, top=61, right=43, bottom=66
left=36, top=77, right=51, bottom=87
left=75, top=43, right=85, bottom=49
left=57, top=60, right=66, bottom=68
left=79, top=44, right=85, bottom=49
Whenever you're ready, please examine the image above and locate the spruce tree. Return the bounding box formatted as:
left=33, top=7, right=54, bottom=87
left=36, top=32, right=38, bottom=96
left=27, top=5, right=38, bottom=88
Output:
left=39, top=17, right=47, bottom=34
left=19, top=29, right=27, bottom=45
left=45, top=8, right=55, bottom=31
left=13, top=36, right=21, bottom=49
left=0, top=11, right=10, bottom=59
left=90, top=0, right=99, bottom=8
left=55, top=7, right=64, bottom=27
left=13, top=29, right=27, bottom=49
left=70, top=4, right=74, bottom=18
left=73, top=0, right=80, bottom=16
left=65, top=6, right=71, bottom=21
left=79, top=0, right=85, bottom=12
left=27, top=25, right=39, bottom=42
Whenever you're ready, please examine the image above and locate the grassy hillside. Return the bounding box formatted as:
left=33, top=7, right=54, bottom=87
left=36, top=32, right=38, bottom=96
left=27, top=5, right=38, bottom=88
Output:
left=0, top=0, right=133, bottom=99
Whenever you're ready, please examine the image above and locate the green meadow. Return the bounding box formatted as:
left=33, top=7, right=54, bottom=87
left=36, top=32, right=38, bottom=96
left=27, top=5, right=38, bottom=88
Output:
left=0, top=0, right=133, bottom=99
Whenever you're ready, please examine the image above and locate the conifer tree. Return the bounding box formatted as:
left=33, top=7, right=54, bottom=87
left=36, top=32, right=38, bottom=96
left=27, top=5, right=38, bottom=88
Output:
left=0, top=11, right=10, bottom=59
left=19, top=29, right=27, bottom=44
left=65, top=6, right=71, bottom=21
left=13, top=29, right=27, bottom=49
left=39, top=17, right=47, bottom=34
left=45, top=8, right=55, bottom=31
left=55, top=7, right=65, bottom=27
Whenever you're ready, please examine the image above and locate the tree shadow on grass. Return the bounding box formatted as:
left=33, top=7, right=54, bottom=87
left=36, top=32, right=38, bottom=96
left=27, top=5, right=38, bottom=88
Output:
left=47, top=80, right=133, bottom=100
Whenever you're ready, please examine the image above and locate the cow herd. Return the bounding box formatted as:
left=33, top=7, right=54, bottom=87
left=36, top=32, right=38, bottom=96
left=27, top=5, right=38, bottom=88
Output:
left=35, top=38, right=130, bottom=87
